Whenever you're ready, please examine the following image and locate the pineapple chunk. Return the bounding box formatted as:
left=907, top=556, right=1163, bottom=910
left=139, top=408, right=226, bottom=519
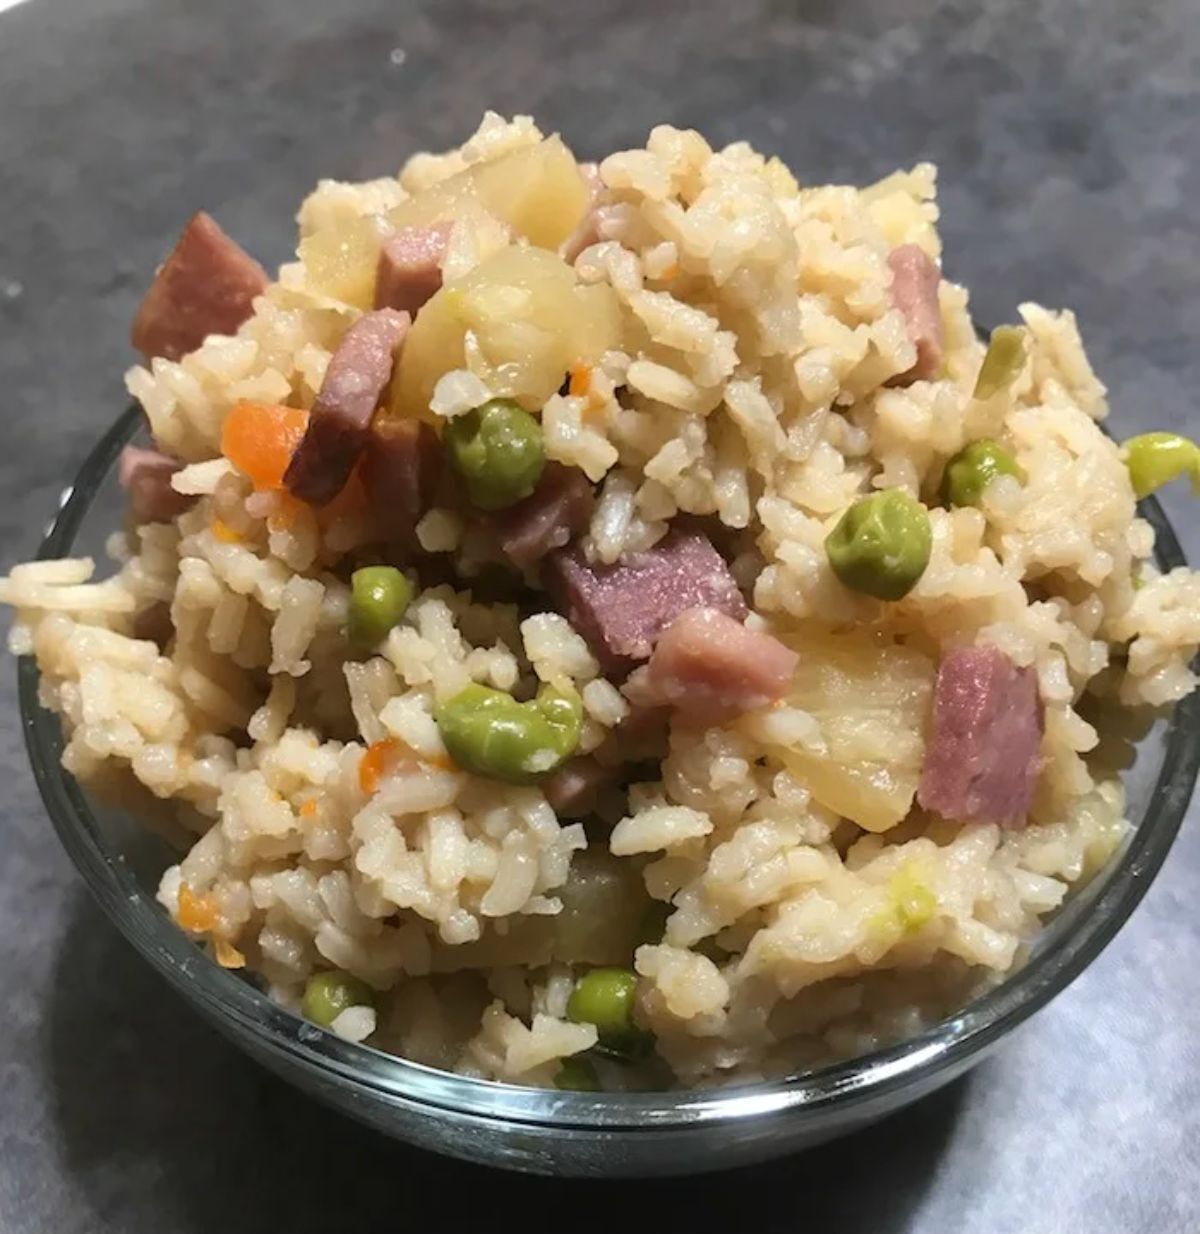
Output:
left=769, top=628, right=934, bottom=832
left=550, top=847, right=649, bottom=964
left=387, top=135, right=590, bottom=250
left=298, top=213, right=390, bottom=310
left=297, top=136, right=590, bottom=309
left=427, top=849, right=649, bottom=973
left=388, top=246, right=621, bottom=420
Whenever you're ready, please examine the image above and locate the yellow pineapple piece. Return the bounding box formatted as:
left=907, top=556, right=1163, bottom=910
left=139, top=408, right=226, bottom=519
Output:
left=551, top=848, right=648, bottom=965
left=388, top=245, right=621, bottom=421
left=298, top=136, right=590, bottom=309
left=387, top=135, right=590, bottom=251
left=771, top=627, right=934, bottom=832
left=298, top=213, right=390, bottom=309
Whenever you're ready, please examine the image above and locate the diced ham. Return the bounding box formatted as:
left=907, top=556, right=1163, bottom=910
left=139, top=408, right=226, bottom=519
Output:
left=545, top=528, right=747, bottom=673
left=118, top=446, right=194, bottom=523
left=887, top=244, right=943, bottom=385
left=917, top=645, right=1044, bottom=826
left=283, top=309, right=411, bottom=506
left=131, top=212, right=268, bottom=362
left=543, top=757, right=613, bottom=818
left=628, top=607, right=798, bottom=724
left=559, top=162, right=605, bottom=265
left=360, top=417, right=441, bottom=537
left=496, top=463, right=594, bottom=569
left=374, top=223, right=452, bottom=315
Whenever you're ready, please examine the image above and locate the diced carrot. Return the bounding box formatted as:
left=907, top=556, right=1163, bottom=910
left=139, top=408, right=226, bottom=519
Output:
left=568, top=364, right=592, bottom=399
left=220, top=400, right=310, bottom=491
left=571, top=364, right=610, bottom=427
left=359, top=737, right=403, bottom=795
left=210, top=517, right=243, bottom=543
left=213, top=937, right=246, bottom=969
left=177, top=884, right=219, bottom=933
left=299, top=798, right=320, bottom=819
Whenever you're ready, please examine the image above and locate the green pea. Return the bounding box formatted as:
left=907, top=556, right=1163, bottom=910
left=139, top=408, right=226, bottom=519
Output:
left=1122, top=432, right=1200, bottom=500
left=554, top=1057, right=602, bottom=1092
left=973, top=325, right=1026, bottom=399
left=942, top=439, right=1025, bottom=508
left=301, top=969, right=374, bottom=1028
left=436, top=682, right=583, bottom=783
left=444, top=398, right=545, bottom=510
left=348, top=566, right=413, bottom=649
left=567, top=967, right=641, bottom=1048
left=825, top=489, right=932, bottom=601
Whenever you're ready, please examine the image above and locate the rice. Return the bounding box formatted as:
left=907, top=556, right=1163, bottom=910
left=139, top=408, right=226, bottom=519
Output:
left=3, top=111, right=1197, bottom=1091
left=610, top=805, right=713, bottom=856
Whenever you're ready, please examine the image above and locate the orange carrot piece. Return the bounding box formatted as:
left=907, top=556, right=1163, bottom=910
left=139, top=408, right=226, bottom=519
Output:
left=568, top=365, right=592, bottom=399
left=177, top=884, right=219, bottom=933
left=209, top=517, right=243, bottom=543
left=220, top=400, right=310, bottom=491
left=213, top=937, right=246, bottom=969
left=359, top=738, right=403, bottom=795
left=298, top=798, right=320, bottom=819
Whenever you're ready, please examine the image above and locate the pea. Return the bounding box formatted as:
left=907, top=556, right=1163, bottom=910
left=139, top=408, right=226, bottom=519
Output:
left=436, top=682, right=583, bottom=783
left=444, top=398, right=545, bottom=510
left=566, top=967, right=645, bottom=1054
left=348, top=566, right=413, bottom=649
left=301, top=969, right=374, bottom=1028
left=942, top=439, right=1025, bottom=507
left=825, top=489, right=932, bottom=601
left=1122, top=432, right=1200, bottom=500
left=554, top=1057, right=602, bottom=1092
left=973, top=325, right=1026, bottom=399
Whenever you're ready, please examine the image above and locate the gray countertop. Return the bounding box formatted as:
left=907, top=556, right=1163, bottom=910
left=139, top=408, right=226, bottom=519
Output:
left=0, top=1, right=1197, bottom=1230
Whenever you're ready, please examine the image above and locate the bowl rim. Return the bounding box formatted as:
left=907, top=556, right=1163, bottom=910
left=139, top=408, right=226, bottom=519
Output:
left=18, top=403, right=1199, bottom=1132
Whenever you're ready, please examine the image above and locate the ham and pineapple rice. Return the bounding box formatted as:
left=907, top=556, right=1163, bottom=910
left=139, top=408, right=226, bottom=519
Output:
left=4, top=112, right=1199, bottom=1090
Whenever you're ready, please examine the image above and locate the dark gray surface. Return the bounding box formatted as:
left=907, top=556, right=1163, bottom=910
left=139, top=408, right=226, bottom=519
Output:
left=0, top=0, right=1196, bottom=1230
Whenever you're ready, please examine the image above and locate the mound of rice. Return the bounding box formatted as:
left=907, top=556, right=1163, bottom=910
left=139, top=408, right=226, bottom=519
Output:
left=3, top=113, right=1197, bottom=1089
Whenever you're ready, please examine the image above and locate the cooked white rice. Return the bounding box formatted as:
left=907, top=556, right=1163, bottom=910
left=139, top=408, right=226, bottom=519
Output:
left=3, top=112, right=1197, bottom=1089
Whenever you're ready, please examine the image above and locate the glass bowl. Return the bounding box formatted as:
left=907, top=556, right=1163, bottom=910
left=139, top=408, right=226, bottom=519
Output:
left=19, top=404, right=1199, bottom=1178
